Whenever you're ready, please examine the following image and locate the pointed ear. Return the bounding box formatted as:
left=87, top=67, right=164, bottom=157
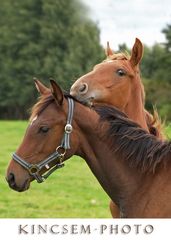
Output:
left=50, top=79, right=63, bottom=105
left=105, top=41, right=113, bottom=57
left=34, top=78, right=50, bottom=95
left=130, top=38, right=143, bottom=67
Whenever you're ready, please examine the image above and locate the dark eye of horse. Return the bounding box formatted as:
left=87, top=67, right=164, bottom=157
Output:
left=116, top=69, right=126, bottom=77
left=39, top=126, right=50, bottom=133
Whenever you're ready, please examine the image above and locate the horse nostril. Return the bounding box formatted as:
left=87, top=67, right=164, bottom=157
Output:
left=8, top=173, right=15, bottom=186
left=79, top=83, right=88, bottom=94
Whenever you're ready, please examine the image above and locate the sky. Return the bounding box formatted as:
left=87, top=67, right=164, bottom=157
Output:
left=82, top=0, right=171, bottom=49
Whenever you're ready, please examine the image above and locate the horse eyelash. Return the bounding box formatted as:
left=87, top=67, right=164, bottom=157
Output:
left=116, top=69, right=126, bottom=76
left=38, top=126, right=50, bottom=134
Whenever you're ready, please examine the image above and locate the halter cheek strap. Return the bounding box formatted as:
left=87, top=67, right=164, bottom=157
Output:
left=12, top=97, right=74, bottom=183
left=61, top=97, right=74, bottom=149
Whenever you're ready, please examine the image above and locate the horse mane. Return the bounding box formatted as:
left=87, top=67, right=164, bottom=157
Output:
left=140, top=81, right=165, bottom=139
left=30, top=94, right=54, bottom=121
left=30, top=92, right=168, bottom=173
left=95, top=105, right=171, bottom=173
left=145, top=109, right=165, bottom=139
left=30, top=92, right=77, bottom=121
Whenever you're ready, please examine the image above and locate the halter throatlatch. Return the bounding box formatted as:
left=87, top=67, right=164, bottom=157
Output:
left=12, top=97, right=74, bottom=183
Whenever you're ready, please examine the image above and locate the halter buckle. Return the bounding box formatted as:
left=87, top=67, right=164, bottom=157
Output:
left=28, top=165, right=39, bottom=175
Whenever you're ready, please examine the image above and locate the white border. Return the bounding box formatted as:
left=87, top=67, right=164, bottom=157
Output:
left=0, top=219, right=171, bottom=240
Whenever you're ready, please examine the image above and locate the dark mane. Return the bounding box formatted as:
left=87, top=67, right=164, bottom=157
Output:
left=30, top=94, right=170, bottom=173
left=95, top=106, right=171, bottom=173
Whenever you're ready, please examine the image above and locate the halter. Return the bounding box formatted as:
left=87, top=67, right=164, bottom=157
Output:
left=12, top=97, right=74, bottom=183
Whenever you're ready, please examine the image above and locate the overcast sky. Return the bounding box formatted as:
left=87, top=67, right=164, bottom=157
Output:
left=82, top=0, right=171, bottom=49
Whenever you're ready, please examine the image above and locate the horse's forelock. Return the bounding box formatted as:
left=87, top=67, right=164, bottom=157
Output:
left=29, top=94, right=54, bottom=122
left=104, top=52, right=130, bottom=62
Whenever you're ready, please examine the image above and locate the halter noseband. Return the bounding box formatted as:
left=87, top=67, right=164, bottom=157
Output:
left=12, top=97, right=74, bottom=183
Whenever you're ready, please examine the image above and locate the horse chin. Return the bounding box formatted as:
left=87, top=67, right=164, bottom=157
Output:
left=80, top=97, right=94, bottom=107
left=18, top=179, right=31, bottom=192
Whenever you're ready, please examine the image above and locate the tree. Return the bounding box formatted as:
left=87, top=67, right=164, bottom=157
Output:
left=162, top=24, right=171, bottom=51
left=141, top=32, right=171, bottom=121
left=0, top=0, right=104, bottom=119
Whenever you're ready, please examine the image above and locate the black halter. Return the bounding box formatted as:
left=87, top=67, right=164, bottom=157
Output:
left=12, top=97, right=74, bottom=183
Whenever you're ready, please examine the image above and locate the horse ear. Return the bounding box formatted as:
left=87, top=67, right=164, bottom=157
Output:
left=130, top=38, right=143, bottom=67
left=105, top=41, right=113, bottom=57
left=50, top=79, right=63, bottom=105
left=34, top=78, right=50, bottom=95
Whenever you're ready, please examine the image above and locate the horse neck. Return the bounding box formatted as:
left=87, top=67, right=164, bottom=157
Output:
left=72, top=102, right=171, bottom=217
left=123, top=160, right=171, bottom=217
left=124, top=74, right=148, bottom=131
left=72, top=103, right=114, bottom=197
left=73, top=102, right=143, bottom=211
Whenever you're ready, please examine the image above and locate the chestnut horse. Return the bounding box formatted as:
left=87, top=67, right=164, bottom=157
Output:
left=70, top=38, right=163, bottom=138
left=6, top=80, right=171, bottom=217
left=70, top=38, right=164, bottom=217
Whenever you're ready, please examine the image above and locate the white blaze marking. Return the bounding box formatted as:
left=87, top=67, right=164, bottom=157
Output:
left=30, top=115, right=38, bottom=125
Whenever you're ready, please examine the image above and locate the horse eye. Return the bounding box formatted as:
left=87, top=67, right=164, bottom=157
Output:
left=39, top=126, right=50, bottom=133
left=116, top=69, right=126, bottom=76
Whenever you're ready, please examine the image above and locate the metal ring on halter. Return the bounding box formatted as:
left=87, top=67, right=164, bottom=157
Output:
left=65, top=124, right=73, bottom=134
left=28, top=165, right=40, bottom=175
left=56, top=146, right=66, bottom=157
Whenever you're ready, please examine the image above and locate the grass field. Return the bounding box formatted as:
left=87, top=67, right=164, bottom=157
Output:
left=0, top=120, right=171, bottom=218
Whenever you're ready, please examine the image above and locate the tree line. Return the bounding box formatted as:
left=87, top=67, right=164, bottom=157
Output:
left=0, top=0, right=171, bottom=121
left=119, top=25, right=171, bottom=121
left=0, top=0, right=103, bottom=119
left=141, top=28, right=171, bottom=121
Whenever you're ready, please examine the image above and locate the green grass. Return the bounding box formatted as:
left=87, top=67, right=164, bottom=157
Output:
left=0, top=121, right=171, bottom=218
left=0, top=121, right=110, bottom=218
